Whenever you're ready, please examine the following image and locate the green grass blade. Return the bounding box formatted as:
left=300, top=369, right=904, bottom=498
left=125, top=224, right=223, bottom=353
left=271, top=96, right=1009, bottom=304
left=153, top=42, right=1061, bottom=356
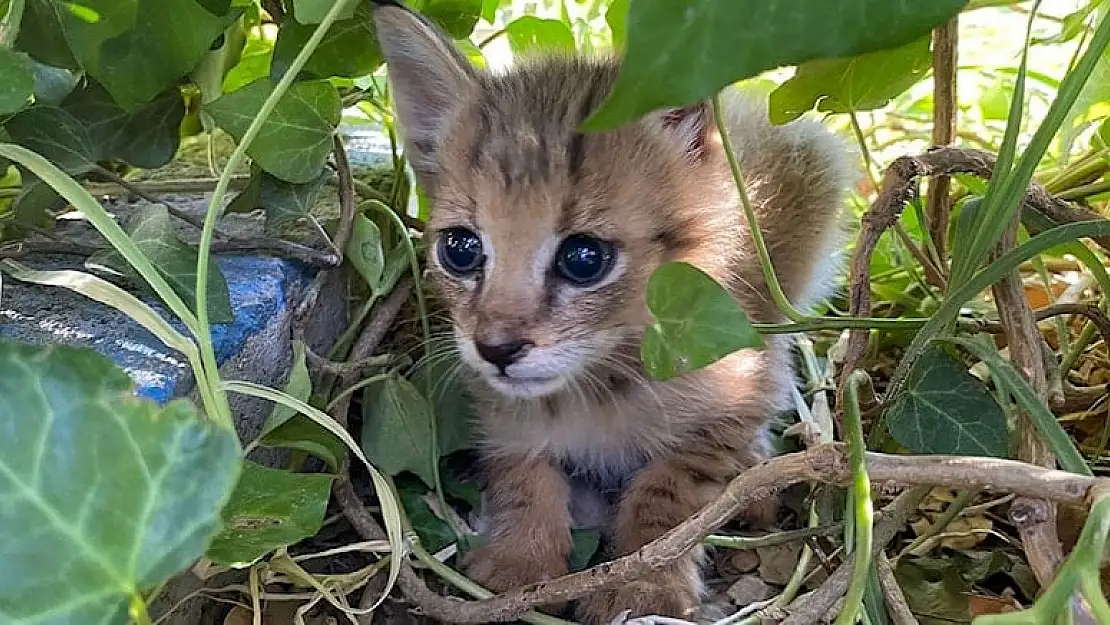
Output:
left=888, top=219, right=1110, bottom=397
left=221, top=380, right=405, bottom=608
left=0, top=144, right=200, bottom=335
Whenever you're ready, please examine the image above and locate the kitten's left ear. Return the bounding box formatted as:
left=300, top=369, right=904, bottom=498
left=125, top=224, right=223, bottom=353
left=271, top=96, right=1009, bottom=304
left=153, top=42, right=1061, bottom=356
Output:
left=371, top=1, right=477, bottom=184
left=649, top=101, right=717, bottom=162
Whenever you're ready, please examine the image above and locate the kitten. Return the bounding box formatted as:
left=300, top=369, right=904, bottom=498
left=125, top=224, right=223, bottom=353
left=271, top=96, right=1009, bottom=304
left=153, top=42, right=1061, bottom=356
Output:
left=371, top=3, right=856, bottom=622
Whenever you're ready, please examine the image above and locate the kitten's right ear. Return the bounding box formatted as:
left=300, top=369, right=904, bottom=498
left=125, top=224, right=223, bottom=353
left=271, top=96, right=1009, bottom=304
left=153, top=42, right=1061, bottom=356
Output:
left=371, top=2, right=477, bottom=181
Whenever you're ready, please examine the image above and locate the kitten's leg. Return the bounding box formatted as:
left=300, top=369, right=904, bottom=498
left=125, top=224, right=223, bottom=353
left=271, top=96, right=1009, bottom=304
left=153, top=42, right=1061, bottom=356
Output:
left=462, top=453, right=574, bottom=597
left=576, top=452, right=773, bottom=623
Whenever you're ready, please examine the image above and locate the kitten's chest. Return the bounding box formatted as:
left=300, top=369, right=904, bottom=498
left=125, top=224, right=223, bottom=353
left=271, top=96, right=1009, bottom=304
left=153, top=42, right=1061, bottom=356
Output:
left=478, top=385, right=682, bottom=475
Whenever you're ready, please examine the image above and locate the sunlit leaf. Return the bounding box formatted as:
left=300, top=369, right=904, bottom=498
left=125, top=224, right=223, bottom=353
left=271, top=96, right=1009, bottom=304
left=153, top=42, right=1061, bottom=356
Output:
left=769, top=36, right=931, bottom=124
left=641, top=261, right=762, bottom=380
left=583, top=0, right=967, bottom=130
left=204, top=78, right=341, bottom=183
left=505, top=16, right=575, bottom=55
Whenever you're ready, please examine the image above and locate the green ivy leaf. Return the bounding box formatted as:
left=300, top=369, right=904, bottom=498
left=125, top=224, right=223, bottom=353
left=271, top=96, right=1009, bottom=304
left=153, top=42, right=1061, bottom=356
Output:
left=205, top=461, right=334, bottom=566
left=360, top=374, right=437, bottom=486
left=62, top=82, right=186, bottom=169
left=0, top=49, right=35, bottom=115
left=347, top=214, right=386, bottom=293
left=272, top=2, right=383, bottom=80
left=229, top=167, right=329, bottom=234
left=570, top=529, right=601, bottom=572
left=505, top=16, right=575, bottom=55
left=605, top=0, right=629, bottom=50
left=203, top=78, right=341, bottom=183
left=396, top=475, right=456, bottom=553
left=640, top=261, right=762, bottom=380
left=4, top=106, right=97, bottom=174
left=15, top=0, right=79, bottom=70
left=10, top=175, right=67, bottom=232
left=0, top=340, right=240, bottom=624
left=56, top=0, right=234, bottom=111
left=480, top=0, right=499, bottom=23
left=415, top=0, right=484, bottom=39
left=768, top=36, right=932, bottom=124
left=260, top=341, right=312, bottom=436
left=583, top=0, right=967, bottom=130
left=882, top=344, right=1008, bottom=457
left=291, top=0, right=358, bottom=24
left=260, top=415, right=346, bottom=472
left=89, top=205, right=235, bottom=323
left=222, top=31, right=275, bottom=94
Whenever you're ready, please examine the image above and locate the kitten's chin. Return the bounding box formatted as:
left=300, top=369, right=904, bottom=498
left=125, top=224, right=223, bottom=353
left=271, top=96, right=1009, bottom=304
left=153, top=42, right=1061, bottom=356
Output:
left=484, top=373, right=569, bottom=399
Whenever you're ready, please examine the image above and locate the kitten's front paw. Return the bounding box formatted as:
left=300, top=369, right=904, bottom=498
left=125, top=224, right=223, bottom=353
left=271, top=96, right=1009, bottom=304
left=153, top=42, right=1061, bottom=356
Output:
left=575, top=577, right=698, bottom=624
left=462, top=542, right=570, bottom=612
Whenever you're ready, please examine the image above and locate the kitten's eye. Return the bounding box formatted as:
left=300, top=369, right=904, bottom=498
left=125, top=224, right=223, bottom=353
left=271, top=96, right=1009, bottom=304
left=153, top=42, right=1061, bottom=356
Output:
left=438, top=227, right=484, bottom=276
left=555, top=234, right=614, bottom=286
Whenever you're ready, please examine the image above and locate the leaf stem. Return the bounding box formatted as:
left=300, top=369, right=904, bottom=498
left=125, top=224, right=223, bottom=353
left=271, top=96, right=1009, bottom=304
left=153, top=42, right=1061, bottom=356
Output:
left=711, top=93, right=807, bottom=323
left=194, top=0, right=357, bottom=431
left=364, top=199, right=454, bottom=537
left=836, top=370, right=875, bottom=625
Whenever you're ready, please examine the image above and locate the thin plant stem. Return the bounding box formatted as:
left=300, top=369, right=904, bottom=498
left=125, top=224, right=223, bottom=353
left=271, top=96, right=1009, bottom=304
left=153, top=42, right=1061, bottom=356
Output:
left=711, top=94, right=807, bottom=322
left=194, top=0, right=358, bottom=428
left=836, top=370, right=875, bottom=625
left=364, top=199, right=453, bottom=536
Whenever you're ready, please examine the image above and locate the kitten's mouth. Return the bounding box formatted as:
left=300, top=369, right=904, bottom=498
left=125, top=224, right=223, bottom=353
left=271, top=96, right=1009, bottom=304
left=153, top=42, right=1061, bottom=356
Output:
left=487, top=373, right=566, bottom=398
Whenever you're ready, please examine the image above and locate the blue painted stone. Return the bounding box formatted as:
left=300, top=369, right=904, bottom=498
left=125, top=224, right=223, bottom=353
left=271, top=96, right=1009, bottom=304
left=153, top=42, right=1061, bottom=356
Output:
left=0, top=256, right=310, bottom=404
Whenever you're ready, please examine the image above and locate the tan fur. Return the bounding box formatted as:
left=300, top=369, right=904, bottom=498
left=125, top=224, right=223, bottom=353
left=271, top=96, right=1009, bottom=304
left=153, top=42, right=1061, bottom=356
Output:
left=372, top=4, right=856, bottom=622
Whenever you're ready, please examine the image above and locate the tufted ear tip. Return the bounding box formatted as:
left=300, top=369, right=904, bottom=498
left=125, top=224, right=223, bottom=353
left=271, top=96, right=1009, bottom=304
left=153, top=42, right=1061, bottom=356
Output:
left=653, top=101, right=715, bottom=162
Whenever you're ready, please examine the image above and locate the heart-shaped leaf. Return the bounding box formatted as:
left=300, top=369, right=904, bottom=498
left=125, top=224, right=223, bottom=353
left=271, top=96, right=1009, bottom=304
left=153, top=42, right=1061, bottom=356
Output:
left=205, top=461, right=334, bottom=566
left=883, top=344, right=1008, bottom=457
left=769, top=36, right=932, bottom=124
left=361, top=374, right=437, bottom=486
left=62, top=81, right=187, bottom=169
left=203, top=78, right=341, bottom=184
left=0, top=340, right=240, bottom=624
left=640, top=261, right=762, bottom=380
left=505, top=17, right=575, bottom=55
left=583, top=0, right=967, bottom=130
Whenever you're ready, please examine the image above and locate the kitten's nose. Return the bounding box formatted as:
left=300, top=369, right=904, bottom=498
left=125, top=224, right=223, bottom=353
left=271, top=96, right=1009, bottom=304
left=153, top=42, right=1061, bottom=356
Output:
left=475, top=340, right=531, bottom=369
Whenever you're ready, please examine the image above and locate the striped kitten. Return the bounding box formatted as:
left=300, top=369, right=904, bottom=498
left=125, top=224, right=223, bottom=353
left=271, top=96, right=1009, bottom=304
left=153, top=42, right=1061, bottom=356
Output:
left=371, top=3, right=856, bottom=622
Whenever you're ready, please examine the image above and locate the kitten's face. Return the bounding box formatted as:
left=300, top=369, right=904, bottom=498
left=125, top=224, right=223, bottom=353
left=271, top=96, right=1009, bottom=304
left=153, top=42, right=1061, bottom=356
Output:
left=424, top=83, right=733, bottom=399
left=373, top=7, right=733, bottom=399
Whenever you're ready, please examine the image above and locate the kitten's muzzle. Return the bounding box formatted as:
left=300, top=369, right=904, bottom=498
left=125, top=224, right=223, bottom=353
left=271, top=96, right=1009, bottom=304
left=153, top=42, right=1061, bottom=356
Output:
left=475, top=339, right=533, bottom=371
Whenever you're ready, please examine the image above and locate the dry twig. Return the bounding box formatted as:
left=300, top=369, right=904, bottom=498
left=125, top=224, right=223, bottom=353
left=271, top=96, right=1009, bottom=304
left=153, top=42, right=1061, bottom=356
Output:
left=926, top=17, right=959, bottom=260
left=338, top=443, right=1103, bottom=624
left=990, top=216, right=1064, bottom=585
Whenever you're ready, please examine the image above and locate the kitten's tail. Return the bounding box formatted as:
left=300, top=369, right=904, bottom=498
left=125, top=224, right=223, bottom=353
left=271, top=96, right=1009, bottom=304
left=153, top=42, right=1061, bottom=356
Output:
left=717, top=87, right=859, bottom=316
